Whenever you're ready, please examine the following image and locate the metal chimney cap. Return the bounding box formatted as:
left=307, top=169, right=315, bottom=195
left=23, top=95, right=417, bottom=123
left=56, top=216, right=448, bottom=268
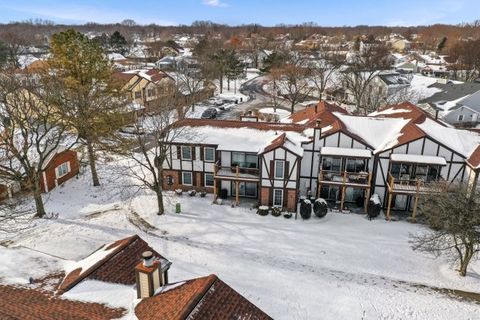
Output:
left=142, top=251, right=153, bottom=260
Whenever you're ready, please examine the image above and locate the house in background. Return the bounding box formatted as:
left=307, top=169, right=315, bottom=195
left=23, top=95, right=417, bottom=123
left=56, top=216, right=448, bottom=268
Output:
left=0, top=147, right=79, bottom=201
left=442, top=90, right=480, bottom=127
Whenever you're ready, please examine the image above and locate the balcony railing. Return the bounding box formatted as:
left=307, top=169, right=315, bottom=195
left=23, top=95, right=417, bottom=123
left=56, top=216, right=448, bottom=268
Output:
left=214, top=162, right=260, bottom=181
left=318, top=170, right=371, bottom=188
left=387, top=173, right=447, bottom=195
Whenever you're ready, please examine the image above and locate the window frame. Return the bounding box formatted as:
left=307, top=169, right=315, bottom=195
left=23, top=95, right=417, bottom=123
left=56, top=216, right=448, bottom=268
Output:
left=56, top=162, right=69, bottom=179
left=273, top=189, right=284, bottom=207
left=274, top=160, right=285, bottom=179
left=181, top=146, right=192, bottom=160
left=204, top=173, right=214, bottom=187
left=204, top=147, right=215, bottom=162
left=134, top=91, right=142, bottom=99
left=182, top=171, right=193, bottom=186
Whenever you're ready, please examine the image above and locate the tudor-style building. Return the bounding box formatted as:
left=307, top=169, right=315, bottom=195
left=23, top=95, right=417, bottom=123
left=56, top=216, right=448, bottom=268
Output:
left=162, top=101, right=480, bottom=217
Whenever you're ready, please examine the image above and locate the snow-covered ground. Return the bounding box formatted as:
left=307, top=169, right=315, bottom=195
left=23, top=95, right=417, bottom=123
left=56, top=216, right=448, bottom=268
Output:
left=1, top=156, right=480, bottom=319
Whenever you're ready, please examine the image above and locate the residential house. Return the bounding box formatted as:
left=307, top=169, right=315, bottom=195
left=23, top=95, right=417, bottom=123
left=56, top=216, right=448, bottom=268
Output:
left=113, top=69, right=176, bottom=114
left=0, top=234, right=272, bottom=320
left=162, top=101, right=480, bottom=219
left=442, top=90, right=480, bottom=127
left=0, top=147, right=79, bottom=200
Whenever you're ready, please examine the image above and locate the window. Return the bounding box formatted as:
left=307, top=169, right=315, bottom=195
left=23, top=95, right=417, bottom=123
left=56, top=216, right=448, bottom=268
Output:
left=204, top=147, right=215, bottom=162
left=182, top=172, right=193, bottom=185
left=134, top=91, right=142, bottom=99
left=181, top=146, right=192, bottom=160
left=274, top=160, right=284, bottom=179
left=346, top=158, right=366, bottom=173
left=204, top=173, right=214, bottom=187
left=273, top=189, right=283, bottom=207
left=56, top=162, right=69, bottom=178
left=147, top=88, right=156, bottom=97
left=322, top=157, right=341, bottom=172
left=458, top=114, right=464, bottom=121
left=232, top=182, right=257, bottom=197
left=231, top=152, right=258, bottom=168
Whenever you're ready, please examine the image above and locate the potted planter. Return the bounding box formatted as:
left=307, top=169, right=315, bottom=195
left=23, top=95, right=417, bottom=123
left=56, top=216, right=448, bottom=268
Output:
left=199, top=191, right=207, bottom=198
left=257, top=205, right=269, bottom=216
left=175, top=189, right=183, bottom=196
left=188, top=190, right=196, bottom=197
left=271, top=207, right=282, bottom=217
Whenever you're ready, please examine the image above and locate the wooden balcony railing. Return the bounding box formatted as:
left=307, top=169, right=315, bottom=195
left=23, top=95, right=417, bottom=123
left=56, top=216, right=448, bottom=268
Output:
left=214, top=162, right=260, bottom=180
left=387, top=173, right=447, bottom=195
left=318, top=170, right=371, bottom=187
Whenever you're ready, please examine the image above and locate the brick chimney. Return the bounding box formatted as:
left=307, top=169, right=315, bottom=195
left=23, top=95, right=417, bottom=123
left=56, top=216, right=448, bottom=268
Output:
left=135, top=251, right=163, bottom=299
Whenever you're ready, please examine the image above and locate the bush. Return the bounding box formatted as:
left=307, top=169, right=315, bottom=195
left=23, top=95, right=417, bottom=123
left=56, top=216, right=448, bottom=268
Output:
left=257, top=205, right=269, bottom=216
left=175, top=189, right=183, bottom=195
left=283, top=212, right=293, bottom=219
left=313, top=198, right=328, bottom=218
left=199, top=191, right=207, bottom=198
left=300, top=199, right=312, bottom=219
left=188, top=190, right=196, bottom=197
left=271, top=207, right=282, bottom=217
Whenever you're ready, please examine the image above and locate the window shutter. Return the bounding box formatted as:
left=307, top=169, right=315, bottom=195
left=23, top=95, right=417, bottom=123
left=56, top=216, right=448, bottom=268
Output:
left=200, top=173, right=204, bottom=187
left=200, top=148, right=204, bottom=161
left=192, top=172, right=197, bottom=186
left=192, top=147, right=196, bottom=160
left=269, top=161, right=274, bottom=179
left=176, top=146, right=181, bottom=159
left=179, top=172, right=183, bottom=184
left=284, top=161, right=289, bottom=180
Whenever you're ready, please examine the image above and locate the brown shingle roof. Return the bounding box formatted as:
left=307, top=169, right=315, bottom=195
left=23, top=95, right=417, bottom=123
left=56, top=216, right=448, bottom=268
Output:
left=135, top=274, right=272, bottom=320
left=467, top=145, right=480, bottom=169
left=287, top=101, right=349, bottom=128
left=0, top=284, right=125, bottom=320
left=58, top=235, right=170, bottom=293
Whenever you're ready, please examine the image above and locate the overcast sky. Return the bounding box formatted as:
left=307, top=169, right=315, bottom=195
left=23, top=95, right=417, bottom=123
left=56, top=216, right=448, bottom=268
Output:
left=0, top=0, right=478, bottom=26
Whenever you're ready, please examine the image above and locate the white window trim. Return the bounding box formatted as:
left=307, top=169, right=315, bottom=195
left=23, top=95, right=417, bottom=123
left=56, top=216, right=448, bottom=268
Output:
left=182, top=171, right=193, bottom=186
left=274, top=160, right=284, bottom=179
left=204, top=147, right=215, bottom=162
left=273, top=189, right=283, bottom=207
left=181, top=146, right=192, bottom=160
left=204, top=173, right=214, bottom=187
left=55, top=162, right=70, bottom=179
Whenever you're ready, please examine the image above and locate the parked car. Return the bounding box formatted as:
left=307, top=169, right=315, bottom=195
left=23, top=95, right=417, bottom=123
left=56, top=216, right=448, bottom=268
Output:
left=120, top=125, right=145, bottom=135
left=201, top=108, right=217, bottom=119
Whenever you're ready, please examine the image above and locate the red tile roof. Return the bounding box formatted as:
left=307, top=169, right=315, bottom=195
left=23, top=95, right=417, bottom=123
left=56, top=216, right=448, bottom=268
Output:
left=135, top=274, right=272, bottom=320
left=58, top=235, right=170, bottom=294
left=467, top=145, right=480, bottom=169
left=287, top=101, right=349, bottom=128
left=0, top=284, right=125, bottom=320
left=261, top=133, right=286, bottom=154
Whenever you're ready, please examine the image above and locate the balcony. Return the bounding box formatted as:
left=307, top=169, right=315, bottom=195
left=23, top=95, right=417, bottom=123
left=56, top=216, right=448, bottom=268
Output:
left=214, top=162, right=260, bottom=182
left=387, top=173, right=447, bottom=195
left=318, top=170, right=371, bottom=188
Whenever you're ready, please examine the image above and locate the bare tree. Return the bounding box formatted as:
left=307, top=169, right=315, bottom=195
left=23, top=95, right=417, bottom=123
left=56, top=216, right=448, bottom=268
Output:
left=341, top=44, right=393, bottom=115
left=307, top=49, right=343, bottom=101
left=119, top=105, right=189, bottom=215
left=174, top=66, right=205, bottom=118
left=0, top=32, right=26, bottom=68
left=0, top=71, right=76, bottom=217
left=272, top=57, right=313, bottom=114
left=411, top=184, right=480, bottom=277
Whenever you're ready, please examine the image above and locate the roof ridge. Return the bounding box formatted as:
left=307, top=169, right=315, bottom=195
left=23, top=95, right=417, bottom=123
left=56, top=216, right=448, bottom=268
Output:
left=181, top=274, right=218, bottom=320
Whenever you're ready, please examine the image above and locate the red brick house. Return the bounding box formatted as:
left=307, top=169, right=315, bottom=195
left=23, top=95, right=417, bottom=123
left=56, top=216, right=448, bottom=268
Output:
left=40, top=149, right=80, bottom=193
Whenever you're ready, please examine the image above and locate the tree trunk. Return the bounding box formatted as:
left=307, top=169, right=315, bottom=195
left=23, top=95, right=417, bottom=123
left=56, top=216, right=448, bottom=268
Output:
left=33, top=185, right=46, bottom=218
left=290, top=100, right=295, bottom=114
left=227, top=78, right=230, bottom=91
left=219, top=75, right=223, bottom=94
left=86, top=140, right=100, bottom=186
left=459, top=246, right=474, bottom=277
left=156, top=168, right=165, bottom=215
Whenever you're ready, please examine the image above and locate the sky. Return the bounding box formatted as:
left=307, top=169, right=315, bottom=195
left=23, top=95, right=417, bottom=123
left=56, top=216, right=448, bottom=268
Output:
left=0, top=0, right=479, bottom=27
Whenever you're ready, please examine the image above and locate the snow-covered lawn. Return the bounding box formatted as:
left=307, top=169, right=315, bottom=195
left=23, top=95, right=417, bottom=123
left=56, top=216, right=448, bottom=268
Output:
left=1, top=158, right=480, bottom=320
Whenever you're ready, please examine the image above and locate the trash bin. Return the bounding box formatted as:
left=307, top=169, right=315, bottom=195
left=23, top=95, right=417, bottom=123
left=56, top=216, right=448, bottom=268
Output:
left=175, top=203, right=181, bottom=214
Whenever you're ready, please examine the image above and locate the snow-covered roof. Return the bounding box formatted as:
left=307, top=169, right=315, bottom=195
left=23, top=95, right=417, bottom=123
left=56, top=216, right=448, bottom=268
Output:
left=418, top=118, right=480, bottom=159
left=173, top=125, right=308, bottom=153
left=321, top=147, right=371, bottom=158
left=333, top=112, right=409, bottom=153
left=390, top=153, right=447, bottom=166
